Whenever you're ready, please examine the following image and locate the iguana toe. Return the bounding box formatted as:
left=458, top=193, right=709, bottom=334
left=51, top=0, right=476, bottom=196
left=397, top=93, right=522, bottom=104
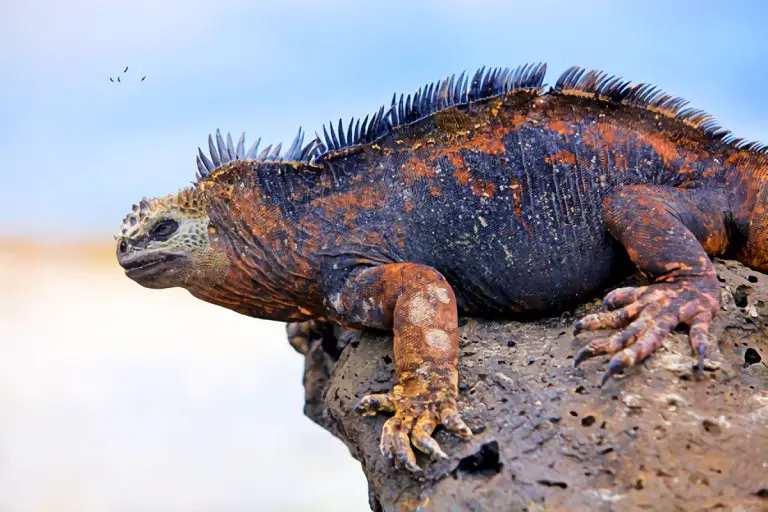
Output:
left=286, top=320, right=315, bottom=355
left=354, top=392, right=395, bottom=416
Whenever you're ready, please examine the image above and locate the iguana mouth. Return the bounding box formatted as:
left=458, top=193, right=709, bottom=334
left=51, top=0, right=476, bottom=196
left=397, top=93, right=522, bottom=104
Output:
left=120, top=252, right=189, bottom=279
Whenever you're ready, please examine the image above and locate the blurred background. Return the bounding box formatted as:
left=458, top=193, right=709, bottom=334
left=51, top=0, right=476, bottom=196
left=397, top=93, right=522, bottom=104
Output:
left=0, top=0, right=766, bottom=510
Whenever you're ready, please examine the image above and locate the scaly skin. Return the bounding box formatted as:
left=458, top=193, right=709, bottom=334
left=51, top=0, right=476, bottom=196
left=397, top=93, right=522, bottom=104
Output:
left=116, top=63, right=768, bottom=472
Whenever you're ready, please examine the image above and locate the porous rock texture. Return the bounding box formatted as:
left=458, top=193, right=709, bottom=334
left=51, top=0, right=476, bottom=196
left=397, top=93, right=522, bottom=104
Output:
left=301, top=260, right=768, bottom=511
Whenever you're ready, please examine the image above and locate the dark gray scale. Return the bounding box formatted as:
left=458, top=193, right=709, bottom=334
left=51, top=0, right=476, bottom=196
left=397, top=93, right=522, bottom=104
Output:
left=385, top=118, right=728, bottom=315
left=371, top=126, right=620, bottom=315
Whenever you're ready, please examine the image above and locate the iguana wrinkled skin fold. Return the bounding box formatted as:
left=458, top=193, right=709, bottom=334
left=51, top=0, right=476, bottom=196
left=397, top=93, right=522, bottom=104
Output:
left=116, top=63, right=768, bottom=472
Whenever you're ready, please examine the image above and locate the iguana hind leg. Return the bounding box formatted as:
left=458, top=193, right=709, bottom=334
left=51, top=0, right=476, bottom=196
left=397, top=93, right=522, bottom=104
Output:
left=574, top=185, right=728, bottom=384
left=328, top=263, right=472, bottom=471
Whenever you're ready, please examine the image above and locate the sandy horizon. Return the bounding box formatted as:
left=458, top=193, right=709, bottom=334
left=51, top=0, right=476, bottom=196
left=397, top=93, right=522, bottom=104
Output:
left=0, top=240, right=368, bottom=511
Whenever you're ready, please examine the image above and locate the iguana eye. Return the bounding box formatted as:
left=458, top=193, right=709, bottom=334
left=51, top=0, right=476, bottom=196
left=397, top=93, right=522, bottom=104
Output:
left=150, top=219, right=179, bottom=240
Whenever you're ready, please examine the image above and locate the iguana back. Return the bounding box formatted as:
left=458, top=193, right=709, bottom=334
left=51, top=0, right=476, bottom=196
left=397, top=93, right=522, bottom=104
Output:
left=233, top=65, right=750, bottom=316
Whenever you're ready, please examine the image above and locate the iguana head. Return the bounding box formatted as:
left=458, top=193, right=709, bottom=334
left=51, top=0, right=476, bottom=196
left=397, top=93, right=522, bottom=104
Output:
left=116, top=188, right=228, bottom=289
left=116, top=128, right=322, bottom=292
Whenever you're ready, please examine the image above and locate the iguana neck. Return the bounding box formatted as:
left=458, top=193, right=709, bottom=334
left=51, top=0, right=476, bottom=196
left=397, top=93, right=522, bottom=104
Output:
left=188, top=167, right=325, bottom=322
left=185, top=264, right=320, bottom=322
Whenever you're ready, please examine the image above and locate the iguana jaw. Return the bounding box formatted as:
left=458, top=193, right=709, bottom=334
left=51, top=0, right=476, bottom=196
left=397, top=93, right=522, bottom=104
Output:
left=118, top=247, right=193, bottom=288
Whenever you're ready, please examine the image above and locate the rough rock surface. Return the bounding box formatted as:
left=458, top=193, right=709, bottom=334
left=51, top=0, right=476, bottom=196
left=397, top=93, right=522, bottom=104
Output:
left=302, top=260, right=768, bottom=511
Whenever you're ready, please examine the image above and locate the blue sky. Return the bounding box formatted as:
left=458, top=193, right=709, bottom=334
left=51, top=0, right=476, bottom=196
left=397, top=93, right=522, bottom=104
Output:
left=1, top=0, right=766, bottom=238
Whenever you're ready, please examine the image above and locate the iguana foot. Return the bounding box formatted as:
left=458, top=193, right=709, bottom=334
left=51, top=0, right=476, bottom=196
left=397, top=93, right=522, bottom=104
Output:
left=573, top=278, right=719, bottom=385
left=286, top=320, right=316, bottom=355
left=354, top=368, right=472, bottom=472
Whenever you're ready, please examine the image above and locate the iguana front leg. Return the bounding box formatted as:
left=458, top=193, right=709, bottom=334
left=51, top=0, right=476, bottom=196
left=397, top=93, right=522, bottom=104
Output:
left=327, top=263, right=473, bottom=471
left=574, top=185, right=729, bottom=384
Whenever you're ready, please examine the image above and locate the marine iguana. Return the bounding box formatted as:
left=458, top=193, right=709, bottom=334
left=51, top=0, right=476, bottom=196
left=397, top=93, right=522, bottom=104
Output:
left=116, top=63, right=768, bottom=472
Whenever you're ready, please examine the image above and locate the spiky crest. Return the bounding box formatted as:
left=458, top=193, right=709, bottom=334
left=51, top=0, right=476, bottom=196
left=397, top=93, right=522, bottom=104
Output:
left=193, top=63, right=766, bottom=184
left=553, top=66, right=767, bottom=154
left=316, top=62, right=547, bottom=157
left=193, top=63, right=547, bottom=182
left=195, top=128, right=324, bottom=181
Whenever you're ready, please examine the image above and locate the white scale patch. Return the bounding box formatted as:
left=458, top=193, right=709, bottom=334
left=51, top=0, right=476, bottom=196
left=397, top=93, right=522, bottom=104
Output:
left=425, top=329, right=452, bottom=351
left=429, top=285, right=451, bottom=304
left=407, top=295, right=433, bottom=325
